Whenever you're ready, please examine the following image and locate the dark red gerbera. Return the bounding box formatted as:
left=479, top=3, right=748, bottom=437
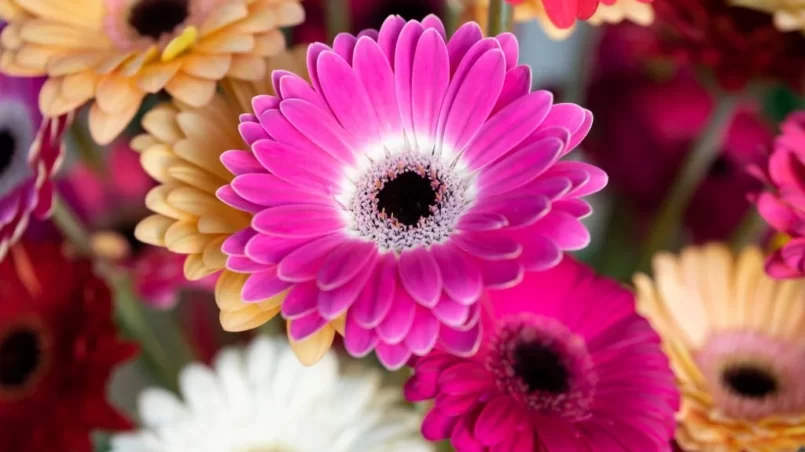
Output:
left=652, top=0, right=805, bottom=91
left=0, top=241, right=137, bottom=452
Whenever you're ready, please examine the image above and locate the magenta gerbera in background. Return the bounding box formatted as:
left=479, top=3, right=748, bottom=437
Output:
left=405, top=257, right=679, bottom=450
left=0, top=73, right=69, bottom=260
left=220, top=15, right=606, bottom=369
left=753, top=111, right=805, bottom=278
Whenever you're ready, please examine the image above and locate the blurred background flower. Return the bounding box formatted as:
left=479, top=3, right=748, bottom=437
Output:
left=0, top=241, right=137, bottom=452
left=111, top=336, right=431, bottom=452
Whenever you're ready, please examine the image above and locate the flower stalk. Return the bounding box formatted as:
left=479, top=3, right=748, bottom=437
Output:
left=639, top=92, right=741, bottom=270
left=487, top=0, right=513, bottom=36
left=326, top=0, right=351, bottom=42
left=51, top=196, right=182, bottom=392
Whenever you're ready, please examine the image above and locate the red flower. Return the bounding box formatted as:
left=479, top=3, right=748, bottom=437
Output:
left=0, top=242, right=137, bottom=452
left=652, top=0, right=805, bottom=91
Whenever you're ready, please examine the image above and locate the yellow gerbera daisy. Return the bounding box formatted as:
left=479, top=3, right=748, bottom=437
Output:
left=0, top=0, right=304, bottom=144
left=731, top=0, right=805, bottom=33
left=133, top=47, right=344, bottom=366
left=635, top=244, right=805, bottom=452
left=462, top=0, right=654, bottom=40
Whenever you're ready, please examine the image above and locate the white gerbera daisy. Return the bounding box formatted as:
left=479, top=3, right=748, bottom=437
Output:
left=110, top=336, right=432, bottom=452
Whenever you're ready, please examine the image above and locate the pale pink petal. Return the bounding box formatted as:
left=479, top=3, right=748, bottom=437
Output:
left=399, top=247, right=442, bottom=307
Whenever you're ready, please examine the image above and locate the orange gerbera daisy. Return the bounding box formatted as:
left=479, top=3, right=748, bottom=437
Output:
left=0, top=0, right=304, bottom=144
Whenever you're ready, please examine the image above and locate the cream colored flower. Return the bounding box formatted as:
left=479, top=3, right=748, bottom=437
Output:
left=636, top=244, right=805, bottom=452
left=462, top=0, right=654, bottom=40
left=133, top=48, right=344, bottom=366
left=0, top=0, right=304, bottom=144
left=732, top=0, right=805, bottom=33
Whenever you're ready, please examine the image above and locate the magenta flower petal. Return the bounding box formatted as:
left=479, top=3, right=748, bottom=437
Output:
left=375, top=342, right=412, bottom=370
left=350, top=253, right=397, bottom=328
left=221, top=16, right=606, bottom=367
left=288, top=311, right=329, bottom=341
left=277, top=234, right=344, bottom=282
left=406, top=258, right=679, bottom=451
left=399, top=247, right=442, bottom=307
left=281, top=281, right=319, bottom=320
left=242, top=268, right=293, bottom=302
left=317, top=240, right=378, bottom=291
left=433, top=243, right=483, bottom=305
left=252, top=205, right=345, bottom=238
left=344, top=315, right=379, bottom=357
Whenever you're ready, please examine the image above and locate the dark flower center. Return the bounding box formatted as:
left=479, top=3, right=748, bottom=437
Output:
left=0, top=328, right=41, bottom=389
left=722, top=365, right=778, bottom=399
left=358, top=0, right=440, bottom=30
left=708, top=154, right=731, bottom=178
left=0, top=129, right=16, bottom=175
left=376, top=170, right=437, bottom=227
left=513, top=341, right=570, bottom=394
left=129, top=0, right=190, bottom=40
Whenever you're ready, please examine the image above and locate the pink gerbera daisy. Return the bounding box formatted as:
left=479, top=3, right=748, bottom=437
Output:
left=219, top=15, right=606, bottom=369
left=404, top=257, right=679, bottom=450
left=0, top=73, right=70, bottom=260
left=753, top=111, right=805, bottom=278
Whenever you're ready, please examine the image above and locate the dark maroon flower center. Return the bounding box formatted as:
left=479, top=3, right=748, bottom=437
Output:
left=376, top=170, right=438, bottom=226
left=513, top=341, right=570, bottom=394
left=0, top=328, right=41, bottom=389
left=487, top=315, right=597, bottom=420
left=722, top=365, right=778, bottom=399
left=0, top=129, right=16, bottom=175
left=129, top=0, right=190, bottom=40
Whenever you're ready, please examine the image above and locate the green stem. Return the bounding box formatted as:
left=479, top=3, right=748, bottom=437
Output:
left=326, top=0, right=351, bottom=43
left=638, top=92, right=741, bottom=271
left=487, top=0, right=503, bottom=36
left=51, top=196, right=180, bottom=392
left=730, top=209, right=767, bottom=251
left=443, top=0, right=462, bottom=37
